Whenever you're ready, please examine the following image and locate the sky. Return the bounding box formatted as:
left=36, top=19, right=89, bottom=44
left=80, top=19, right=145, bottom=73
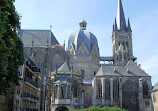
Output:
left=14, top=0, right=158, bottom=85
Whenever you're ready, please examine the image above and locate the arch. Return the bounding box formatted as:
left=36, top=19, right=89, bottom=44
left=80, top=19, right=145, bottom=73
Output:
left=97, top=79, right=102, bottom=98
left=122, top=80, right=138, bottom=111
left=55, top=85, right=58, bottom=98
left=60, top=84, right=66, bottom=99
left=55, top=106, right=68, bottom=111
left=72, top=80, right=78, bottom=98
left=105, top=79, right=110, bottom=99
left=113, top=80, right=119, bottom=102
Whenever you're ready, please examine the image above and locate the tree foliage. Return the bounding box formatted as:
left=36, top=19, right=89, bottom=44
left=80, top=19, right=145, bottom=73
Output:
left=69, top=106, right=127, bottom=111
left=0, top=0, right=24, bottom=94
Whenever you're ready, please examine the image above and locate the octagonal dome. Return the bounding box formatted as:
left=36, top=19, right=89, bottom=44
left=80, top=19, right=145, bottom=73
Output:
left=68, top=19, right=99, bottom=54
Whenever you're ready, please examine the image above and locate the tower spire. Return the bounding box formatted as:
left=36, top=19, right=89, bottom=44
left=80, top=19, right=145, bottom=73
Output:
left=128, top=18, right=132, bottom=31
left=116, top=0, right=127, bottom=30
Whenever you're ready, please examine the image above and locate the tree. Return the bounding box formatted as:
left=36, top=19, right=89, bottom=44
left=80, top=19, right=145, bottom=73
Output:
left=69, top=106, right=127, bottom=111
left=0, top=0, right=24, bottom=94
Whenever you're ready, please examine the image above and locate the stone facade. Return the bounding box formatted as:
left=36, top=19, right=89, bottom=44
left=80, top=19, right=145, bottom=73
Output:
left=0, top=55, right=42, bottom=111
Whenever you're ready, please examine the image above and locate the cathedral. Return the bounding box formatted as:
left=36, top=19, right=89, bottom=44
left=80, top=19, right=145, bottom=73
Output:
left=20, top=0, right=153, bottom=111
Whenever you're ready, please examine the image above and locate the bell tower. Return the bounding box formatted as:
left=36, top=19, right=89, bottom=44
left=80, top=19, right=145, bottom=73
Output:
left=112, top=0, right=134, bottom=66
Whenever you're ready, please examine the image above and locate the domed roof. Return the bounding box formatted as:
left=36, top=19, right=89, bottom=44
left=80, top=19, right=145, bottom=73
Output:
left=68, top=19, right=99, bottom=53
left=80, top=19, right=87, bottom=24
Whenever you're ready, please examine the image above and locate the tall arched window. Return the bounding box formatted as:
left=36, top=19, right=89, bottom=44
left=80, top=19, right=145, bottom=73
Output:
left=113, top=80, right=119, bottom=101
left=105, top=79, right=110, bottom=99
left=143, top=81, right=148, bottom=96
left=97, top=79, right=102, bottom=98
left=60, top=84, right=66, bottom=99
left=55, top=85, right=58, bottom=98
left=67, top=85, right=71, bottom=99
left=73, top=81, right=78, bottom=98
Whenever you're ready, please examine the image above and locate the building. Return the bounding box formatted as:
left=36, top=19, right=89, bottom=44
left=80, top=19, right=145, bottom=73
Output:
left=0, top=55, right=42, bottom=111
left=20, top=0, right=153, bottom=111
left=151, top=82, right=158, bottom=111
left=20, top=30, right=66, bottom=110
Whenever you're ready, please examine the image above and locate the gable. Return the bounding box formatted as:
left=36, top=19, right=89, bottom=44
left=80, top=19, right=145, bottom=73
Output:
left=91, top=45, right=99, bottom=57
left=77, top=42, right=89, bottom=55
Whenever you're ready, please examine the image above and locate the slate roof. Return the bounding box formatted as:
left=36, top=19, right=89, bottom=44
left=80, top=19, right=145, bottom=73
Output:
left=96, top=60, right=150, bottom=77
left=68, top=20, right=99, bottom=53
left=20, top=30, right=59, bottom=47
left=57, top=62, right=71, bottom=74
left=152, top=82, right=158, bottom=92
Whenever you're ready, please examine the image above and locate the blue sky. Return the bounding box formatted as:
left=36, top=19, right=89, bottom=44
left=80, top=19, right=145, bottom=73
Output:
left=14, top=0, right=158, bottom=85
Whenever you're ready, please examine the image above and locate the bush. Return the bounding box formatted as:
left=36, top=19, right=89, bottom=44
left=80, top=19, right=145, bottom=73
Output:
left=69, top=106, right=127, bottom=111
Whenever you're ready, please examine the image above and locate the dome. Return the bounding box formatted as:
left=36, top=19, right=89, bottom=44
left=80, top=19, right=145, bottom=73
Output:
left=68, top=19, right=99, bottom=54
left=80, top=19, right=87, bottom=24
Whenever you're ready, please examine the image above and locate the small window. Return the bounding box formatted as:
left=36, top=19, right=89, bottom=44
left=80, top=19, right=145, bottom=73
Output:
left=145, top=101, right=150, bottom=107
left=94, top=71, right=96, bottom=76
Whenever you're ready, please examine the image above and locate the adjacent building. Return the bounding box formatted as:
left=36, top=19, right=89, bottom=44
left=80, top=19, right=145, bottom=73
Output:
left=151, top=82, right=158, bottom=111
left=20, top=30, right=66, bottom=110
left=0, top=55, right=42, bottom=111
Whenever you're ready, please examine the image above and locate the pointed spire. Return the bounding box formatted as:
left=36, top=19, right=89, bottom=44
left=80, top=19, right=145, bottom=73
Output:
left=116, top=0, right=127, bottom=30
left=128, top=18, right=132, bottom=31
left=114, top=18, right=118, bottom=31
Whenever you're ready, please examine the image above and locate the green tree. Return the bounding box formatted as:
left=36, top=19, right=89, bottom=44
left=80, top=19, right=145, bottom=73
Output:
left=69, top=106, right=127, bottom=111
left=0, top=0, right=24, bottom=94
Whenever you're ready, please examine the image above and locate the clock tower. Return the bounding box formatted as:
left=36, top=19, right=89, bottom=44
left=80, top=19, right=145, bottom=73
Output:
left=112, top=0, right=135, bottom=66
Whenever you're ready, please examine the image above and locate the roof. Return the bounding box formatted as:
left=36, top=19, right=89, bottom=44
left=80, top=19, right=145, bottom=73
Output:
left=83, top=78, right=92, bottom=84
left=68, top=29, right=99, bottom=53
left=96, top=60, right=150, bottom=77
left=100, top=57, right=114, bottom=61
left=20, top=30, right=59, bottom=47
left=152, top=82, right=158, bottom=92
left=100, top=56, right=137, bottom=61
left=116, top=0, right=127, bottom=30
left=57, top=62, right=71, bottom=74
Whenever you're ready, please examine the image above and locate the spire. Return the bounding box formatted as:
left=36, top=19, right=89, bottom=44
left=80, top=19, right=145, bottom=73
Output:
left=116, top=0, right=127, bottom=30
left=128, top=18, right=132, bottom=31
left=114, top=18, right=118, bottom=31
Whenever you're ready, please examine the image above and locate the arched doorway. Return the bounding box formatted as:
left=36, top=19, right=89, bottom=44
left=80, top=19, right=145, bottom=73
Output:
left=55, top=106, right=68, bottom=111
left=122, top=80, right=139, bottom=111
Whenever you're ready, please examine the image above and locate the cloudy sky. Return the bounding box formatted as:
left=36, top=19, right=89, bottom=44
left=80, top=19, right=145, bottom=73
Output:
left=14, top=0, right=158, bottom=85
